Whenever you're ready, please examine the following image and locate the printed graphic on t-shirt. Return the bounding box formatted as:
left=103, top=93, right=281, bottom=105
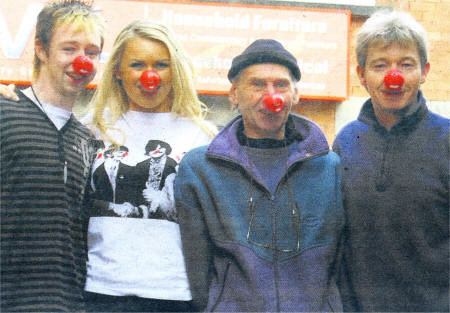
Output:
left=90, top=139, right=178, bottom=222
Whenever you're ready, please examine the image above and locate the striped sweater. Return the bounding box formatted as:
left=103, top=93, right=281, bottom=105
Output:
left=1, top=92, right=95, bottom=312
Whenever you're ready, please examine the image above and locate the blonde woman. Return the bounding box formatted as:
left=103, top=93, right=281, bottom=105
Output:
left=83, top=20, right=216, bottom=312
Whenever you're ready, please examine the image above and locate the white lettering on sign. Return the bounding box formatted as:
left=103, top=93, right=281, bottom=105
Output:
left=0, top=0, right=349, bottom=100
left=298, top=59, right=329, bottom=74
left=161, top=9, right=328, bottom=34
left=189, top=34, right=247, bottom=45
left=0, top=3, right=43, bottom=58
left=299, top=82, right=326, bottom=90
left=162, top=10, right=251, bottom=30
left=253, top=15, right=327, bottom=33
left=196, top=76, right=229, bottom=85
left=192, top=56, right=232, bottom=70
left=306, top=41, right=338, bottom=49
left=0, top=66, right=13, bottom=77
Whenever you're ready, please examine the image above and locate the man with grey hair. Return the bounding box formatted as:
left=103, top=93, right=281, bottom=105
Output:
left=333, top=10, right=449, bottom=312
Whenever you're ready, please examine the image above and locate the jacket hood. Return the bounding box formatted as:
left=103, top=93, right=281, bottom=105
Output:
left=206, top=114, right=329, bottom=170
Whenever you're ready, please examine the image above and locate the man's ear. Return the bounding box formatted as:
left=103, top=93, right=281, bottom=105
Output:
left=228, top=82, right=239, bottom=111
left=34, top=39, right=48, bottom=65
left=420, top=62, right=430, bottom=84
left=356, top=65, right=367, bottom=87
left=292, top=83, right=300, bottom=107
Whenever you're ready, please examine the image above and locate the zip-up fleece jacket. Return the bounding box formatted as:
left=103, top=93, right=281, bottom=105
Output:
left=333, top=92, right=449, bottom=312
left=175, top=114, right=344, bottom=312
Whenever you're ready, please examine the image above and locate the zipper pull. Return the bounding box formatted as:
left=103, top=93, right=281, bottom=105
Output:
left=64, top=161, right=67, bottom=184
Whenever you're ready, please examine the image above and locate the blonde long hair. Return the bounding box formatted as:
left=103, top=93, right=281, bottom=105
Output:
left=89, top=19, right=216, bottom=144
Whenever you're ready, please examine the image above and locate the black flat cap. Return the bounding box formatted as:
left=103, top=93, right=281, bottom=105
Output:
left=227, top=39, right=301, bottom=82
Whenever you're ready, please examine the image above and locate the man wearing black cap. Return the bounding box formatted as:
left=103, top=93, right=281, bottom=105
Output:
left=174, top=39, right=344, bottom=312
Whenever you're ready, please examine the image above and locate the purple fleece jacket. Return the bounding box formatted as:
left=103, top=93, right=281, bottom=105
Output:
left=175, top=114, right=344, bottom=312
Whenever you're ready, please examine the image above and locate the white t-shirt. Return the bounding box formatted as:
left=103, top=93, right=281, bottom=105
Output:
left=22, top=87, right=71, bottom=130
left=84, top=111, right=213, bottom=300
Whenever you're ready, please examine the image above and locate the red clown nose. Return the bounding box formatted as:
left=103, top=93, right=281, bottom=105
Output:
left=384, top=69, right=404, bottom=90
left=263, top=93, right=285, bottom=113
left=72, top=56, right=93, bottom=76
left=140, top=70, right=161, bottom=90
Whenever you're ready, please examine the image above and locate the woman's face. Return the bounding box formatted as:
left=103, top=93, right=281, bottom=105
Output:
left=115, top=37, right=172, bottom=112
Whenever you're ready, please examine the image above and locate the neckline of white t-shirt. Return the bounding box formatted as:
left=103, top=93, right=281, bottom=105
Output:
left=123, top=110, right=174, bottom=123
left=22, top=87, right=72, bottom=130
left=121, top=111, right=188, bottom=132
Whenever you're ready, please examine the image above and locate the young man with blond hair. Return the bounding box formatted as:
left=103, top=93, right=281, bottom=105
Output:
left=0, top=1, right=104, bottom=311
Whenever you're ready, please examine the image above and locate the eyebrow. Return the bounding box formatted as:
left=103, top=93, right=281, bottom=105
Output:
left=370, top=55, right=418, bottom=63
left=60, top=41, right=101, bottom=49
left=127, top=58, right=171, bottom=62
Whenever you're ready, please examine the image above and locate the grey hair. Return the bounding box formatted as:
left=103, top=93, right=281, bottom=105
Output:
left=356, top=10, right=428, bottom=69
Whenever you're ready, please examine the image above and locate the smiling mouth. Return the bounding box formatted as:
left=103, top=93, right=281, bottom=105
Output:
left=384, top=89, right=404, bottom=96
left=67, top=72, right=86, bottom=82
left=140, top=86, right=160, bottom=95
left=259, top=110, right=283, bottom=122
left=261, top=107, right=284, bottom=115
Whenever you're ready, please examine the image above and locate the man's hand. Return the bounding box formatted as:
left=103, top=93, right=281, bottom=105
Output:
left=0, top=84, right=19, bottom=101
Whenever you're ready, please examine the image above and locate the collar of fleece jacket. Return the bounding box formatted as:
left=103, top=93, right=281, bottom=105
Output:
left=206, top=113, right=330, bottom=169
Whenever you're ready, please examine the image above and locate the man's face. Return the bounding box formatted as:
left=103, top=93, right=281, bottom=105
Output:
left=112, top=150, right=127, bottom=160
left=357, top=42, right=429, bottom=117
left=36, top=23, right=102, bottom=99
left=149, top=144, right=166, bottom=158
left=229, top=63, right=298, bottom=140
